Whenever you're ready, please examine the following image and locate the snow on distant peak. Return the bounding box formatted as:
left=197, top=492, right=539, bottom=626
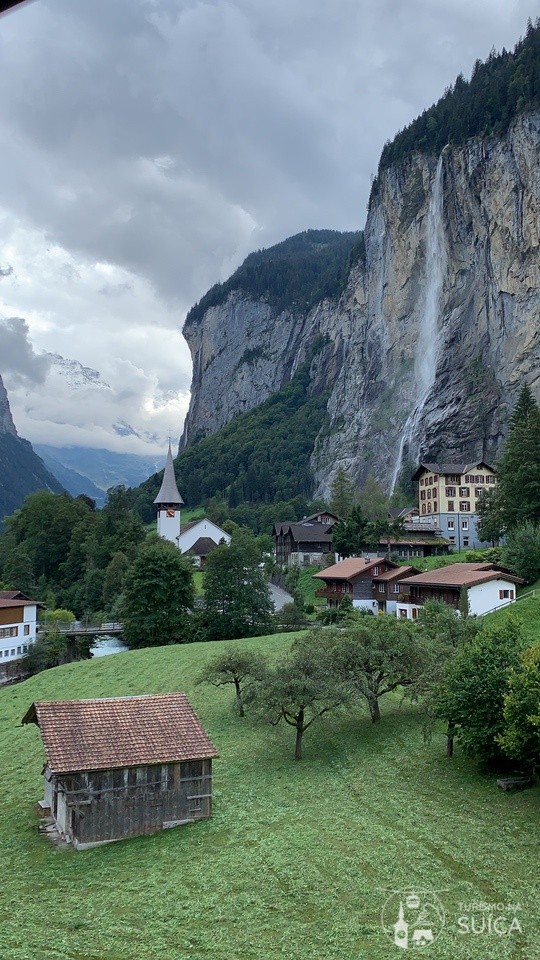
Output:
left=45, top=353, right=111, bottom=391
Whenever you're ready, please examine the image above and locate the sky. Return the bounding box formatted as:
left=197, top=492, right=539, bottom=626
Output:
left=0, top=0, right=537, bottom=455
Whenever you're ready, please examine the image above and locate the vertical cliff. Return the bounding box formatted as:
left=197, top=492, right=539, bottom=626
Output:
left=179, top=112, right=540, bottom=497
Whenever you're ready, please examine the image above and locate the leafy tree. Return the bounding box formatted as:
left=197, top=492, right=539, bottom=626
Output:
left=504, top=522, right=540, bottom=584
left=202, top=529, right=273, bottom=641
left=121, top=536, right=195, bottom=649
left=102, top=551, right=130, bottom=612
left=498, top=642, right=540, bottom=769
left=329, top=466, right=356, bottom=519
left=332, top=505, right=376, bottom=557
left=497, top=385, right=540, bottom=530
left=432, top=617, right=523, bottom=763
left=252, top=633, right=353, bottom=759
left=327, top=618, right=427, bottom=722
left=413, top=600, right=481, bottom=755
left=2, top=544, right=35, bottom=596
left=197, top=647, right=268, bottom=716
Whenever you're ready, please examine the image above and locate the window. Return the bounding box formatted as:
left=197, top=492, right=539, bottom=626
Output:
left=421, top=504, right=426, bottom=514
left=499, top=589, right=515, bottom=600
left=445, top=487, right=456, bottom=497
left=447, top=474, right=460, bottom=483
left=486, top=475, right=496, bottom=484
left=459, top=487, right=469, bottom=497
left=475, top=488, right=483, bottom=498
left=24, top=625, right=30, bottom=636
left=459, top=501, right=471, bottom=512
left=447, top=520, right=455, bottom=530
left=420, top=490, right=425, bottom=501
left=447, top=501, right=454, bottom=512
left=0, top=627, right=18, bottom=639
left=427, top=489, right=431, bottom=499
left=427, top=503, right=432, bottom=513
left=378, top=584, right=385, bottom=593
left=463, top=538, right=469, bottom=547
left=393, top=584, right=400, bottom=593
left=411, top=608, right=418, bottom=620
left=433, top=501, right=437, bottom=512
left=449, top=536, right=455, bottom=544
left=373, top=566, right=379, bottom=575
left=461, top=520, right=468, bottom=530
left=10, top=649, right=15, bottom=656
left=16, top=646, right=21, bottom=655
left=398, top=609, right=408, bottom=618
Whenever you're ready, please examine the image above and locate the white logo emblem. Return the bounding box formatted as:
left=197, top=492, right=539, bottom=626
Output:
left=381, top=890, right=445, bottom=950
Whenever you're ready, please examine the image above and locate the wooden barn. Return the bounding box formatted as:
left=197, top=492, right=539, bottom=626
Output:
left=22, top=693, right=218, bottom=849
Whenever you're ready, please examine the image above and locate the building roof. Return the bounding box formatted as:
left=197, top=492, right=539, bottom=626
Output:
left=302, top=511, right=339, bottom=523
left=0, top=598, right=40, bottom=609
left=372, top=566, right=421, bottom=582
left=274, top=522, right=333, bottom=543
left=189, top=537, right=219, bottom=557
left=0, top=590, right=33, bottom=601
left=398, top=563, right=524, bottom=590
left=411, top=461, right=495, bottom=481
left=153, top=444, right=184, bottom=506
left=22, top=693, right=218, bottom=774
left=313, top=557, right=395, bottom=581
left=388, top=506, right=418, bottom=520
left=380, top=536, right=450, bottom=547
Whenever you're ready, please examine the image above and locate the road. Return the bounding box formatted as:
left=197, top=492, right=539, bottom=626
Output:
left=268, top=583, right=294, bottom=612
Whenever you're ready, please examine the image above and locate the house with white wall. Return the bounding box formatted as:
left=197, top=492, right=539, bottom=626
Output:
left=393, top=563, right=523, bottom=619
left=178, top=519, right=231, bottom=565
left=0, top=593, right=41, bottom=667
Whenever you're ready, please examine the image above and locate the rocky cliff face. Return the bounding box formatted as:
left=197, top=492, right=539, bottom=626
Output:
left=181, top=111, right=540, bottom=496
left=0, top=374, right=17, bottom=437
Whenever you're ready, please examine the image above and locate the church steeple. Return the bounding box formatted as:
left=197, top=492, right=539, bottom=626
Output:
left=154, top=443, right=184, bottom=547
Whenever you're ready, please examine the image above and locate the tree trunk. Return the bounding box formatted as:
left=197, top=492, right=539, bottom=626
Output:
left=234, top=677, right=244, bottom=717
left=447, top=719, right=455, bottom=757
left=295, top=709, right=304, bottom=760
left=368, top=696, right=381, bottom=723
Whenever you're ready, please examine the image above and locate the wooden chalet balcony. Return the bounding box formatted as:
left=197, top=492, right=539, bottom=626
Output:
left=315, top=587, right=351, bottom=601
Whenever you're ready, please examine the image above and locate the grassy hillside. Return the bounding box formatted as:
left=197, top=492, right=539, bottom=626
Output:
left=2, top=633, right=538, bottom=959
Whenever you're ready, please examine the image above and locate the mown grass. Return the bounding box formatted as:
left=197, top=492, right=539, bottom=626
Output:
left=1, top=632, right=538, bottom=960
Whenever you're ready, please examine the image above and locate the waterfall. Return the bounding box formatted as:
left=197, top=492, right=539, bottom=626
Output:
left=390, top=154, right=447, bottom=493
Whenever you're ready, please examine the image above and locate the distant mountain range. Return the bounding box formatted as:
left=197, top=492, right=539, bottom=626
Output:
left=33, top=444, right=162, bottom=506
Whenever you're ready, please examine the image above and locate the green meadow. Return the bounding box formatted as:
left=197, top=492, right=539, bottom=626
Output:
left=1, top=631, right=538, bottom=960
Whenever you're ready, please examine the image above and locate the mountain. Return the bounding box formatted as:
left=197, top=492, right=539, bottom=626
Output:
left=0, top=374, right=64, bottom=523
left=33, top=445, right=162, bottom=500
left=179, top=24, right=540, bottom=498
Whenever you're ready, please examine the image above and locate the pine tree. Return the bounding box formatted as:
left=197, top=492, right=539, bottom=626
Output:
left=497, top=385, right=540, bottom=529
left=328, top=466, right=355, bottom=519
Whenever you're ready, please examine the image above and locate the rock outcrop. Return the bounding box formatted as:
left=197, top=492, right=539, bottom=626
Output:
left=180, top=111, right=540, bottom=497
left=0, top=374, right=17, bottom=438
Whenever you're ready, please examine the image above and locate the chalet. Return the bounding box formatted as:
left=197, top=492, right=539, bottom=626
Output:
left=313, top=556, right=398, bottom=613
left=23, top=693, right=218, bottom=849
left=371, top=565, right=421, bottom=614
left=273, top=521, right=334, bottom=567
left=178, top=518, right=231, bottom=566
left=412, top=460, right=497, bottom=549
left=378, top=531, right=450, bottom=559
left=393, top=563, right=524, bottom=619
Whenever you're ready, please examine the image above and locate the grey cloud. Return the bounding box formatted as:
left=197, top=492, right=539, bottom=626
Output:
left=0, top=317, right=50, bottom=384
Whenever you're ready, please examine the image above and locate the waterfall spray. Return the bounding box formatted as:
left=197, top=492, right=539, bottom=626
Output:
left=390, top=154, right=447, bottom=493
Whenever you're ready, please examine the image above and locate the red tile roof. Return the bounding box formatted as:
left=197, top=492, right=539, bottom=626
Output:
left=22, top=693, right=218, bottom=774
left=398, top=563, right=524, bottom=589
left=313, top=557, right=394, bottom=580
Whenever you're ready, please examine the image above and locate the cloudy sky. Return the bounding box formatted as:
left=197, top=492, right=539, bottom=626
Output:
left=0, top=0, right=537, bottom=455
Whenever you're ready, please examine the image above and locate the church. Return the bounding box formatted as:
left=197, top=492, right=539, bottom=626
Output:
left=154, top=445, right=231, bottom=564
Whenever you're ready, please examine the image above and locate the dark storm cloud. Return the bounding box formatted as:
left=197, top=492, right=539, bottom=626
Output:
left=0, top=317, right=50, bottom=383
left=0, top=0, right=535, bottom=314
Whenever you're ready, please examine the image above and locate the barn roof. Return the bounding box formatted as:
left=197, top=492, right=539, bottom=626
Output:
left=22, top=693, right=218, bottom=774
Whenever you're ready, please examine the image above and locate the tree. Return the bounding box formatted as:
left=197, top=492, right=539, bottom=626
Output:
left=197, top=647, right=268, bottom=716
left=252, top=634, right=353, bottom=759
left=413, top=600, right=481, bottom=756
left=504, top=522, right=540, bottom=583
left=476, top=487, right=505, bottom=545
left=202, top=529, right=273, bottom=641
left=328, top=466, right=356, bottom=518
left=432, top=617, right=523, bottom=763
left=121, top=537, right=195, bottom=649
left=327, top=617, right=427, bottom=722
left=498, top=642, right=540, bottom=769
left=332, top=505, right=376, bottom=557
left=2, top=544, right=35, bottom=596
left=497, top=385, right=540, bottom=530
left=357, top=475, right=389, bottom=523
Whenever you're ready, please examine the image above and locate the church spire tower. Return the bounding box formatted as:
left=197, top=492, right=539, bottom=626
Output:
left=154, top=443, right=184, bottom=548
